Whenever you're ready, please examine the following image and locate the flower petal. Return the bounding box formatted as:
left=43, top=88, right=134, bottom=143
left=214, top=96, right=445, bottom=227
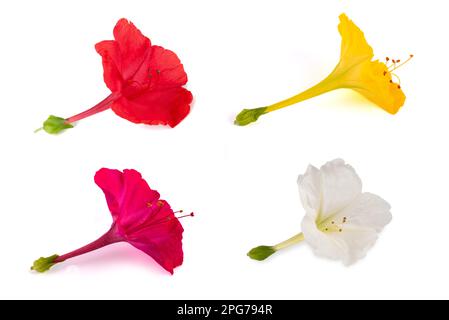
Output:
left=331, top=15, right=407, bottom=114
left=336, top=192, right=392, bottom=232
left=126, top=45, right=188, bottom=94
left=113, top=18, right=152, bottom=80
left=94, top=168, right=160, bottom=226
left=338, top=13, right=373, bottom=66
left=111, top=87, right=193, bottom=128
left=297, top=165, right=321, bottom=215
left=94, top=169, right=184, bottom=273
left=95, top=19, right=152, bottom=91
left=302, top=214, right=345, bottom=261
left=145, top=46, right=188, bottom=89
left=95, top=40, right=123, bottom=92
left=352, top=60, right=406, bottom=114
left=94, top=168, right=124, bottom=221
left=319, top=159, right=362, bottom=221
left=302, top=214, right=379, bottom=265
left=95, top=19, right=193, bottom=127
left=331, top=227, right=379, bottom=265
left=302, top=192, right=391, bottom=265
left=127, top=201, right=184, bottom=274
left=298, top=160, right=362, bottom=221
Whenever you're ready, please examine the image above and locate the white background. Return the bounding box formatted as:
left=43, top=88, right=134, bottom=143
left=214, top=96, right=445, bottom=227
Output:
left=0, top=0, right=448, bottom=299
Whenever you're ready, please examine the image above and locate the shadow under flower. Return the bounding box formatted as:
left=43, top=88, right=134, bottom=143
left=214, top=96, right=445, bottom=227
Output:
left=49, top=242, right=168, bottom=275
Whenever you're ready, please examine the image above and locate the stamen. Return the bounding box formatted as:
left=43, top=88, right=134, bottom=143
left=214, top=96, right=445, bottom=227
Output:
left=176, top=212, right=195, bottom=219
left=389, top=54, right=414, bottom=72
left=319, top=217, right=347, bottom=234
left=391, top=73, right=402, bottom=85
left=147, top=211, right=195, bottom=228
left=148, top=200, right=165, bottom=207
left=126, top=207, right=194, bottom=234
left=391, top=59, right=397, bottom=70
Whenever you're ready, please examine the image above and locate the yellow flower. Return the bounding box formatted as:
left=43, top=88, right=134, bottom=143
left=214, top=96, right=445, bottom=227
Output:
left=235, top=14, right=412, bottom=126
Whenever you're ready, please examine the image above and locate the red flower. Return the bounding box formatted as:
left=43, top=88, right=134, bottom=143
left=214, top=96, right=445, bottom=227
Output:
left=38, top=19, right=193, bottom=134
left=31, top=168, right=193, bottom=274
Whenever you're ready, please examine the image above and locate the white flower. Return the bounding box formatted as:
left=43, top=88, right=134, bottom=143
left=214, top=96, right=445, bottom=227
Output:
left=299, top=159, right=392, bottom=265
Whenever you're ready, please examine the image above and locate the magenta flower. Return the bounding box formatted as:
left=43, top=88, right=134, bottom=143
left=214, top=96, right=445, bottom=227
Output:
left=32, top=168, right=192, bottom=274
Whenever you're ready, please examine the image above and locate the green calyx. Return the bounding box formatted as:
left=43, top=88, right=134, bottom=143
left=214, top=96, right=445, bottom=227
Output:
left=31, top=254, right=59, bottom=273
left=234, top=107, right=267, bottom=126
left=247, top=246, right=276, bottom=261
left=36, top=115, right=73, bottom=134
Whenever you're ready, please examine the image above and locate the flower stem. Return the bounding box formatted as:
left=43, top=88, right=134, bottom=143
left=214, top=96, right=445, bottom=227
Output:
left=65, top=93, right=120, bottom=124
left=234, top=77, right=337, bottom=125
left=55, top=226, right=122, bottom=263
left=265, top=79, right=335, bottom=113
left=273, top=232, right=304, bottom=251
left=31, top=225, right=123, bottom=272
